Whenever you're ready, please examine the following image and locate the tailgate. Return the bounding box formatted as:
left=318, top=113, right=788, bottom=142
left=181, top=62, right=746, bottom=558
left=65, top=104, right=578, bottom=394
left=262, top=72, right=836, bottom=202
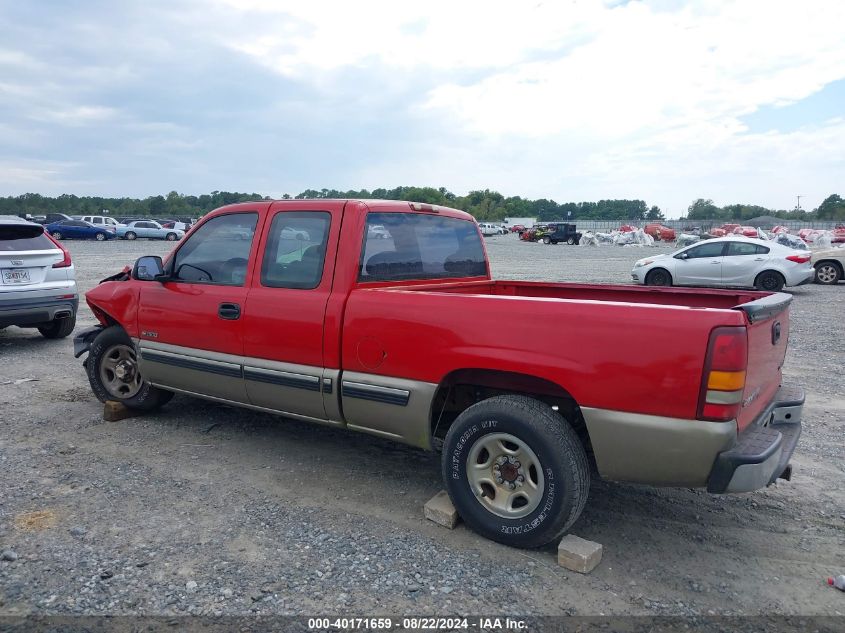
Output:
left=734, top=293, right=791, bottom=432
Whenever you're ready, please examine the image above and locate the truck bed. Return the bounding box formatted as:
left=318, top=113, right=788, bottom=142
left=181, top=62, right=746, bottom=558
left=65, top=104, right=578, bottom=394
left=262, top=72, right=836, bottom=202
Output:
left=384, top=279, right=766, bottom=310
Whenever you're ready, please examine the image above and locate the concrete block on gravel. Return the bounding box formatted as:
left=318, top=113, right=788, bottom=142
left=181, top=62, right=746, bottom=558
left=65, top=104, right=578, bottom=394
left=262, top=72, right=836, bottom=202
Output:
left=424, top=491, right=459, bottom=529
left=557, top=535, right=602, bottom=573
left=103, top=401, right=139, bottom=422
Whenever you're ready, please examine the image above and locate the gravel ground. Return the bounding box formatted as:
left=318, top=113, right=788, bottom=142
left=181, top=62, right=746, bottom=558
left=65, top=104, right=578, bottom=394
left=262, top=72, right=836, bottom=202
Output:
left=0, top=235, right=843, bottom=619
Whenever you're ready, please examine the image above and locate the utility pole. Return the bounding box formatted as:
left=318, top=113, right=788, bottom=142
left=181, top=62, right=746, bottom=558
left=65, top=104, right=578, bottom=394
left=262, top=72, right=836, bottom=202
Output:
left=796, top=195, right=802, bottom=212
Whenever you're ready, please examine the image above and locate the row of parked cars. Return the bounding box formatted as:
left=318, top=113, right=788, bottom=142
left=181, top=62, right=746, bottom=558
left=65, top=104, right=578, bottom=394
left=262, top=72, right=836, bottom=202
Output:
left=20, top=213, right=194, bottom=242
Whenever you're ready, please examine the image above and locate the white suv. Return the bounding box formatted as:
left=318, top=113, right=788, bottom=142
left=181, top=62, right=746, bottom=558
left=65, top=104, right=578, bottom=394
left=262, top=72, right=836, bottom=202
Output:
left=79, top=215, right=123, bottom=228
left=0, top=216, right=78, bottom=338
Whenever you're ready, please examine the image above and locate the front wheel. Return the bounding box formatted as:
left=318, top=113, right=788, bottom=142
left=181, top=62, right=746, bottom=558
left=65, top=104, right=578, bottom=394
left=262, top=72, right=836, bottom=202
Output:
left=566, top=237, right=575, bottom=245
left=441, top=395, right=590, bottom=549
left=51, top=231, right=63, bottom=240
left=542, top=236, right=551, bottom=244
left=645, top=268, right=672, bottom=286
left=754, top=270, right=785, bottom=292
left=166, top=232, right=177, bottom=241
left=125, top=231, right=137, bottom=241
left=85, top=326, right=173, bottom=411
left=95, top=232, right=106, bottom=241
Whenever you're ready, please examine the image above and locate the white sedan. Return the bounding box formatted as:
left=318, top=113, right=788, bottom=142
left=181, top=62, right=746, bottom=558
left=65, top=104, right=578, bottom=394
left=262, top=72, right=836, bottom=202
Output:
left=631, top=237, right=815, bottom=291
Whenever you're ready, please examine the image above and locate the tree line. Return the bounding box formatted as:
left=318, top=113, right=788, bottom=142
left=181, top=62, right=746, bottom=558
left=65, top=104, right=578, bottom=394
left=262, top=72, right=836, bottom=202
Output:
left=2, top=188, right=843, bottom=221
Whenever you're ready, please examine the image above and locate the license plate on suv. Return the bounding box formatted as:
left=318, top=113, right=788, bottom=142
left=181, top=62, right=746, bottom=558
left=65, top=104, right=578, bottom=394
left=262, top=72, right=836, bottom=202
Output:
left=2, top=269, right=32, bottom=284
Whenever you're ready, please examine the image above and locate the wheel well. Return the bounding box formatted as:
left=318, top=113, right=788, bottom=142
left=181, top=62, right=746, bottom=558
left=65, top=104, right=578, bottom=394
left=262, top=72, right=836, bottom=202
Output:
left=430, top=369, right=595, bottom=469
left=645, top=267, right=671, bottom=282
left=754, top=269, right=785, bottom=284
left=815, top=259, right=844, bottom=274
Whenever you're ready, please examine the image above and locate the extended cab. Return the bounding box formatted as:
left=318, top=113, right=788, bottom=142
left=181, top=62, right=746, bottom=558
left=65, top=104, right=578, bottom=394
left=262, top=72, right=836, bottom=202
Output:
left=74, top=200, right=803, bottom=548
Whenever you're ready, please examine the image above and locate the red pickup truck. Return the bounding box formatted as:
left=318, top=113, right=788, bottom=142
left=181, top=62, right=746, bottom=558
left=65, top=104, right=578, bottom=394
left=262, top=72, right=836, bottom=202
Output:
left=74, top=200, right=803, bottom=548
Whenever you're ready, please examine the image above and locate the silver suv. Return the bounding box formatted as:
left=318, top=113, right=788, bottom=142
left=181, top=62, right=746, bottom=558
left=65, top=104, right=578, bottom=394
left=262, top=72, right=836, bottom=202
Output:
left=0, top=216, right=78, bottom=338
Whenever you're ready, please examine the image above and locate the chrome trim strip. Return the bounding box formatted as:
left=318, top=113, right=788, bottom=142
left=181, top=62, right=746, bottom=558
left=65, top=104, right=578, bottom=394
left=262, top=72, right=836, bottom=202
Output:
left=341, top=380, right=410, bottom=406
left=140, top=349, right=242, bottom=379
left=243, top=366, right=320, bottom=392
left=322, top=377, right=333, bottom=394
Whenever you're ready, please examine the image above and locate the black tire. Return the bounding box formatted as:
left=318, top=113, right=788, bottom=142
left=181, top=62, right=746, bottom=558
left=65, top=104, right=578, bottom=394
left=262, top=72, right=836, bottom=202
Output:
left=566, top=237, right=575, bottom=245
left=125, top=231, right=137, bottom=241
left=542, top=236, right=551, bottom=244
left=645, top=268, right=672, bottom=286
left=38, top=314, right=76, bottom=339
left=85, top=326, right=173, bottom=411
left=51, top=231, right=63, bottom=240
left=754, top=270, right=785, bottom=292
left=95, top=232, right=106, bottom=241
left=814, top=262, right=842, bottom=285
left=441, top=395, right=590, bottom=549
left=166, top=232, right=177, bottom=241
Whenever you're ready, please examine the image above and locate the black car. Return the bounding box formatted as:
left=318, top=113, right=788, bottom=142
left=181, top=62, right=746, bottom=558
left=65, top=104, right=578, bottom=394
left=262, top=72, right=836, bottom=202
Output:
left=539, top=222, right=582, bottom=245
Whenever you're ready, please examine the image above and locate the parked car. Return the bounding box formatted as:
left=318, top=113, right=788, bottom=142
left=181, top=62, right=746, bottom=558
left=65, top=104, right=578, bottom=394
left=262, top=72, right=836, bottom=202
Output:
left=0, top=216, right=77, bottom=338
left=46, top=219, right=117, bottom=241
left=509, top=224, right=525, bottom=233
left=73, top=199, right=802, bottom=550
left=366, top=224, right=391, bottom=240
left=811, top=246, right=845, bottom=285
left=116, top=220, right=185, bottom=241
left=538, top=222, right=582, bottom=245
left=79, top=215, right=124, bottom=228
left=643, top=223, right=676, bottom=241
left=632, top=237, right=814, bottom=291
left=36, top=213, right=73, bottom=225
left=478, top=222, right=501, bottom=236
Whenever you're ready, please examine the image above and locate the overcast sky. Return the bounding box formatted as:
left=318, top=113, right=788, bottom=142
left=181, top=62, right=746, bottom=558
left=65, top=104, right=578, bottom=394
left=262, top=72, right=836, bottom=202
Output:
left=1, top=0, right=843, bottom=217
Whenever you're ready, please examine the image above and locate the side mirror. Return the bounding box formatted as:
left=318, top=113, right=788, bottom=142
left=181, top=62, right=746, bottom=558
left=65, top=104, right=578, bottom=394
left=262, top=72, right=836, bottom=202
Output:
left=675, top=252, right=690, bottom=260
left=133, top=256, right=167, bottom=281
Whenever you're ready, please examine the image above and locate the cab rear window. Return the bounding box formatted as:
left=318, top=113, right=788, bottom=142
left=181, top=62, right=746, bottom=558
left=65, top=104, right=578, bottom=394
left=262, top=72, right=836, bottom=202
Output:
left=0, top=226, right=54, bottom=251
left=359, top=212, right=487, bottom=282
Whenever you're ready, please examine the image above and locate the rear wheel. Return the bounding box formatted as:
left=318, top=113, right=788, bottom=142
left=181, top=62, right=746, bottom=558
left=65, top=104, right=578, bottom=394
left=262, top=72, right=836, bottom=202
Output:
left=85, top=326, right=173, bottom=411
left=567, top=237, right=575, bottom=245
left=38, top=314, right=76, bottom=339
left=814, top=262, right=841, bottom=285
left=95, top=232, right=106, bottom=241
left=442, top=395, right=590, bottom=549
left=166, top=232, right=177, bottom=241
left=754, top=270, right=785, bottom=292
left=542, top=236, right=551, bottom=244
left=125, top=231, right=137, bottom=241
left=51, top=231, right=63, bottom=240
left=645, top=268, right=672, bottom=286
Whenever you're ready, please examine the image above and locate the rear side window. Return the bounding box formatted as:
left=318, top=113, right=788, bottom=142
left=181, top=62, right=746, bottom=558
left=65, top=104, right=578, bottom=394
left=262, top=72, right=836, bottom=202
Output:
left=0, top=225, right=54, bottom=251
left=685, top=242, right=726, bottom=258
left=172, top=213, right=258, bottom=286
left=261, top=212, right=330, bottom=289
left=726, top=242, right=769, bottom=256
left=359, top=213, right=487, bottom=282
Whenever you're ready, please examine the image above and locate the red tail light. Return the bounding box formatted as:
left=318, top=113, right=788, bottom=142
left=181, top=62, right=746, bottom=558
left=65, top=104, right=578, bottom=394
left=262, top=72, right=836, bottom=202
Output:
left=785, top=254, right=810, bottom=264
left=697, top=326, right=748, bottom=422
left=45, top=232, right=72, bottom=268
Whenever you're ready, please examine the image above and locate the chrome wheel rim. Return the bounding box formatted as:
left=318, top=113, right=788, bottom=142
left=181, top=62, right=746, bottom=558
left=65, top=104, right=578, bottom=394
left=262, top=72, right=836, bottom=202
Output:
left=817, top=265, right=837, bottom=283
left=99, top=344, right=143, bottom=399
left=466, top=432, right=545, bottom=519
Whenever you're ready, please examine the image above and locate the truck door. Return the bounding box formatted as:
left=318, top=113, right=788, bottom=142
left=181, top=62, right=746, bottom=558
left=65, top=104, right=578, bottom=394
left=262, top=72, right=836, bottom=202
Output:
left=241, top=202, right=343, bottom=422
left=673, top=241, right=726, bottom=285
left=136, top=211, right=261, bottom=403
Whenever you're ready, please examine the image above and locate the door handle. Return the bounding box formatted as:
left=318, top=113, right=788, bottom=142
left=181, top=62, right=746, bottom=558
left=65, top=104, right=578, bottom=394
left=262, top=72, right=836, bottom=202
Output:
left=754, top=258, right=765, bottom=261
left=711, top=261, right=720, bottom=264
left=218, top=302, right=241, bottom=320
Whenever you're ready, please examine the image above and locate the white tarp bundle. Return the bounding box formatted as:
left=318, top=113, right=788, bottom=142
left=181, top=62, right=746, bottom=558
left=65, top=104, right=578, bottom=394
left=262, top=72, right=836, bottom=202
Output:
left=814, top=231, right=834, bottom=249
left=756, top=228, right=770, bottom=240
left=579, top=231, right=600, bottom=247
left=676, top=233, right=700, bottom=247
left=774, top=232, right=808, bottom=250
left=596, top=232, right=615, bottom=244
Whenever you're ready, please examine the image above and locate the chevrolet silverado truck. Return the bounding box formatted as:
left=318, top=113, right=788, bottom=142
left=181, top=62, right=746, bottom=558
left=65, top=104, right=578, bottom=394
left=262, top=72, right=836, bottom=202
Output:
left=73, top=200, right=803, bottom=548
